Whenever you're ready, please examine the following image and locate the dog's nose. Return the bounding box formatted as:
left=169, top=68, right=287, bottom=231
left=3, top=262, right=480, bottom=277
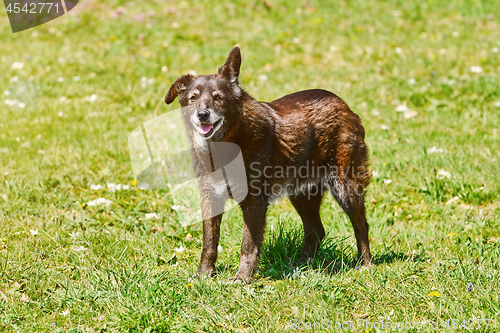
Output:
left=197, top=109, right=210, bottom=122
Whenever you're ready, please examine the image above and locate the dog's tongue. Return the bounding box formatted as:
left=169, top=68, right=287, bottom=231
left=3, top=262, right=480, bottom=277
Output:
left=198, top=124, right=214, bottom=134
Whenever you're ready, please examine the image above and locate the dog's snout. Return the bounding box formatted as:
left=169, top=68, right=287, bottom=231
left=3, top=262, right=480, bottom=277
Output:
left=197, top=109, right=210, bottom=122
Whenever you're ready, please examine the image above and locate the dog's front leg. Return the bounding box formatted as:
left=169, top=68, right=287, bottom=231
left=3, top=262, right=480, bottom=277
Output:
left=197, top=213, right=222, bottom=278
left=233, top=197, right=268, bottom=283
left=196, top=190, right=224, bottom=278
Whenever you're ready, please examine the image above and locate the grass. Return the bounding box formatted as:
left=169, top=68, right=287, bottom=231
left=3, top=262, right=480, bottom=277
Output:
left=1, top=0, right=500, bottom=331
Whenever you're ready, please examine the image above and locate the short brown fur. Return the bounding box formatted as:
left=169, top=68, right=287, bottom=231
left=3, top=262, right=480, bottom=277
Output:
left=166, top=47, right=372, bottom=283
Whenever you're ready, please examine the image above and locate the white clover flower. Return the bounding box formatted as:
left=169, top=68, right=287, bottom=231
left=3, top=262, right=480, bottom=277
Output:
left=452, top=31, right=459, bottom=37
left=57, top=77, right=65, bottom=82
left=86, top=198, right=112, bottom=207
left=258, top=74, right=268, bottom=81
left=171, top=205, right=181, bottom=211
left=493, top=47, right=499, bottom=53
left=90, top=184, right=103, bottom=190
left=395, top=47, right=402, bottom=54
left=372, top=170, right=380, bottom=178
left=73, top=76, right=80, bottom=81
left=293, top=37, right=300, bottom=44
left=4, top=90, right=10, bottom=96
left=437, top=169, right=451, bottom=179
left=445, top=196, right=459, bottom=205
left=404, top=111, right=418, bottom=119
left=73, top=245, right=87, bottom=252
left=58, top=111, right=64, bottom=117
left=147, top=78, right=155, bottom=85
left=11, top=62, right=24, bottom=70
left=396, top=105, right=411, bottom=112
left=174, top=246, right=185, bottom=253
left=493, top=101, right=500, bottom=107
left=17, top=102, right=25, bottom=108
left=121, top=184, right=130, bottom=190
left=69, top=232, right=80, bottom=239
left=470, top=66, right=483, bottom=73
left=217, top=245, right=223, bottom=252
left=244, top=286, right=255, bottom=295
left=145, top=213, right=158, bottom=220
left=30, top=229, right=39, bottom=236
left=384, top=179, right=392, bottom=185
left=427, top=146, right=444, bottom=154
left=59, top=96, right=67, bottom=102
left=408, top=78, right=416, bottom=85
left=89, top=94, right=98, bottom=103
left=107, top=183, right=117, bottom=192
left=5, top=99, right=18, bottom=106
left=381, top=125, right=390, bottom=130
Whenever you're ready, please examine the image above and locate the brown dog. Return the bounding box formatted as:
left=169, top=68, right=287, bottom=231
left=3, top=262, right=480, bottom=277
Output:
left=165, top=47, right=371, bottom=283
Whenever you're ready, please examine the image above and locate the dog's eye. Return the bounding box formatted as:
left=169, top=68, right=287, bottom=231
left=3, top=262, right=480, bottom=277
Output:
left=189, top=95, right=197, bottom=101
left=214, top=94, right=222, bottom=101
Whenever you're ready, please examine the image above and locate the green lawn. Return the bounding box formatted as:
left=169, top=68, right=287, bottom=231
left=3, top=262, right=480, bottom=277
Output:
left=1, top=0, right=500, bottom=331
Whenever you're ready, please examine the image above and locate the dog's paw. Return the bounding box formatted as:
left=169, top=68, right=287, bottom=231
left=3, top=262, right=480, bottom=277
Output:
left=227, top=276, right=245, bottom=285
left=298, top=253, right=315, bottom=266
left=194, top=267, right=216, bottom=280
left=355, top=265, right=372, bottom=271
left=353, top=255, right=373, bottom=269
left=353, top=260, right=374, bottom=271
left=229, top=271, right=253, bottom=284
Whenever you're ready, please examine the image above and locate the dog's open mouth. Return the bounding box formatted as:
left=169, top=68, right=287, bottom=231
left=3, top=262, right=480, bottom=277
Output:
left=197, top=118, right=223, bottom=138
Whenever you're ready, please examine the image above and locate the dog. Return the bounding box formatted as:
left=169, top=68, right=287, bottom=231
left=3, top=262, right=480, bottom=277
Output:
left=165, top=46, right=371, bottom=283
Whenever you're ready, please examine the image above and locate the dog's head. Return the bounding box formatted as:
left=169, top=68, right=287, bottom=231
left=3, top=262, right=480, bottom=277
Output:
left=165, top=47, right=243, bottom=141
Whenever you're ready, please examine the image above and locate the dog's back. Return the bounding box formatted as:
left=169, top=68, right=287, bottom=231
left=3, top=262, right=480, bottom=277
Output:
left=250, top=88, right=370, bottom=195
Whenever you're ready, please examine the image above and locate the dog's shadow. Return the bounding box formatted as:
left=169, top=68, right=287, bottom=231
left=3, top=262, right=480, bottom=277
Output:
left=220, top=224, right=421, bottom=280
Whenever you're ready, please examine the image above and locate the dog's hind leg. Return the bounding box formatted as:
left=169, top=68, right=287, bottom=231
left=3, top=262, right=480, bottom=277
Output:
left=327, top=144, right=371, bottom=266
left=331, top=175, right=371, bottom=266
left=290, top=184, right=326, bottom=264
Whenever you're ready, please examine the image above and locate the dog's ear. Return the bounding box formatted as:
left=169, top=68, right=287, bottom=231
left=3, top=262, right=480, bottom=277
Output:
left=165, top=74, right=195, bottom=104
left=218, top=46, right=241, bottom=83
